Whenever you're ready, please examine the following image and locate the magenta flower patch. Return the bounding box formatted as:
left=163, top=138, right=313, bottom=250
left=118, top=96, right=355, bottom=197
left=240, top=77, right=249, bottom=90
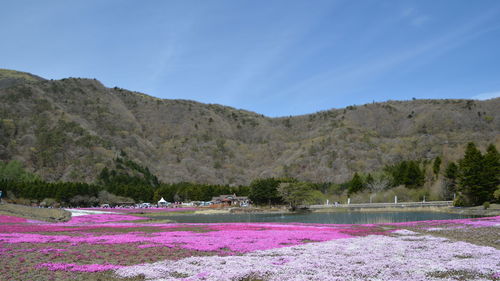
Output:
left=0, top=215, right=28, bottom=223
left=1, top=211, right=499, bottom=280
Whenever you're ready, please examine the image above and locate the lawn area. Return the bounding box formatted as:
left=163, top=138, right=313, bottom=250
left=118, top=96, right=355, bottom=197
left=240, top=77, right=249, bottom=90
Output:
left=0, top=203, right=71, bottom=222
left=0, top=208, right=498, bottom=281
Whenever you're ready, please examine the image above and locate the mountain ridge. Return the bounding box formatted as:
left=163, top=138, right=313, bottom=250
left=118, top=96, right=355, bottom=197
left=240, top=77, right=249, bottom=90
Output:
left=0, top=69, right=498, bottom=185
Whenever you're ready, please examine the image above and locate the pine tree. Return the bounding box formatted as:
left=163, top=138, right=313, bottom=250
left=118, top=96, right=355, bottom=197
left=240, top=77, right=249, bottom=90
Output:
left=443, top=162, right=458, bottom=199
left=249, top=178, right=286, bottom=205
left=445, top=162, right=458, bottom=180
left=457, top=142, right=485, bottom=205
left=384, top=160, right=424, bottom=188
left=482, top=144, right=500, bottom=202
left=405, top=161, right=425, bottom=188
left=433, top=156, right=442, bottom=176
left=98, top=167, right=110, bottom=185
left=348, top=173, right=365, bottom=195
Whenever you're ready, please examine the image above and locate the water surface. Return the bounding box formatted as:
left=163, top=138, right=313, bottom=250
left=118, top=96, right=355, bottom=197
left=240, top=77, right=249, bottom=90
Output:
left=154, top=211, right=479, bottom=224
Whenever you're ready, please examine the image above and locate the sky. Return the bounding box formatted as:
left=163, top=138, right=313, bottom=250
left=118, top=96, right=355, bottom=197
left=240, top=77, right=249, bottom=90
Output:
left=1, top=0, right=500, bottom=117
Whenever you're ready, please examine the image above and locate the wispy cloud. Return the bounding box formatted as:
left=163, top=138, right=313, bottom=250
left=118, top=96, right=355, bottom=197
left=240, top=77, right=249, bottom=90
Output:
left=148, top=19, right=198, bottom=86
left=270, top=7, right=500, bottom=109
left=214, top=2, right=339, bottom=105
left=411, top=15, right=430, bottom=27
left=471, top=91, right=500, bottom=100
left=401, top=7, right=430, bottom=27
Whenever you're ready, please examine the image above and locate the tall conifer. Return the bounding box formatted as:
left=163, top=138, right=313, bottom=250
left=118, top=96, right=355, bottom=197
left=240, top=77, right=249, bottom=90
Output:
left=348, top=173, right=365, bottom=195
left=457, top=142, right=484, bottom=205
left=483, top=144, right=500, bottom=201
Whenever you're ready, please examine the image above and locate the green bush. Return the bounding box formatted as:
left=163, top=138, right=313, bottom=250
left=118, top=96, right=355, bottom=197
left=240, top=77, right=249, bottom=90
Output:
left=453, top=195, right=467, bottom=207
left=494, top=188, right=500, bottom=202
left=483, top=201, right=490, bottom=210
left=40, top=198, right=57, bottom=207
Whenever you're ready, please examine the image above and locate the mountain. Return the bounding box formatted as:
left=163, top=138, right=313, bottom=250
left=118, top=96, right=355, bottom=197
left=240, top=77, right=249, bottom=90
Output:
left=0, top=69, right=498, bottom=185
left=0, top=69, right=45, bottom=89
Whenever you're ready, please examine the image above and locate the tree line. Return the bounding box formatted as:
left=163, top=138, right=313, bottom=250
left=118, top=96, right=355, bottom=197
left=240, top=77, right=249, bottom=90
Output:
left=330, top=159, right=427, bottom=198
left=0, top=156, right=250, bottom=206
left=443, top=143, right=499, bottom=206
left=340, top=142, right=499, bottom=206
left=0, top=142, right=498, bottom=207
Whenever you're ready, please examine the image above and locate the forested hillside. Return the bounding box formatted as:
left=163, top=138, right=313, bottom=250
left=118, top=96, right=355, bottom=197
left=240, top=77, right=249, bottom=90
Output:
left=0, top=69, right=499, bottom=185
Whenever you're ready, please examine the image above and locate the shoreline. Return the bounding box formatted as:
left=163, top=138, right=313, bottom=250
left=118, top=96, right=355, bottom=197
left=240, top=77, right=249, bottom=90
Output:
left=312, top=204, right=500, bottom=217
left=2, top=202, right=499, bottom=222
left=202, top=204, right=500, bottom=217
left=309, top=204, right=500, bottom=216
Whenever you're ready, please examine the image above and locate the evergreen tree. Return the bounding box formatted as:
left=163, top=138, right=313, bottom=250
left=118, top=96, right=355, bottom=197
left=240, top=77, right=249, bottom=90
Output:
left=98, top=167, right=110, bottom=185
left=433, top=156, right=442, bottom=176
left=348, top=173, right=365, bottom=195
left=405, top=161, right=425, bottom=188
left=482, top=144, right=500, bottom=201
left=457, top=142, right=485, bottom=205
left=445, top=162, right=458, bottom=180
left=443, top=162, right=458, bottom=199
left=384, top=160, right=424, bottom=188
left=249, top=178, right=290, bottom=205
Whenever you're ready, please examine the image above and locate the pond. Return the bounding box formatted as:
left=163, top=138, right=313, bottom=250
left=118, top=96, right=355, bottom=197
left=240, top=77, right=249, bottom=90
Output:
left=154, top=211, right=480, bottom=224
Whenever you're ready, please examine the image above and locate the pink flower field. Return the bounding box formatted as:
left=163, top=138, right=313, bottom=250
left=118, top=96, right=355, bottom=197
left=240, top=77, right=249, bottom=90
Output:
left=0, top=212, right=499, bottom=280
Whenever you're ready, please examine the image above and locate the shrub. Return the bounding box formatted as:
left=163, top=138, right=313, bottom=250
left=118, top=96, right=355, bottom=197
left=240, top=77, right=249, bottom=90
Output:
left=453, top=195, right=467, bottom=207
left=494, top=188, right=500, bottom=202
left=40, top=198, right=57, bottom=207
left=483, top=201, right=490, bottom=210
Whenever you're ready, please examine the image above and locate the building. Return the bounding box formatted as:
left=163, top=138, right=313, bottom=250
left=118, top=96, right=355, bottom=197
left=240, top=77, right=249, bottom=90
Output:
left=211, top=194, right=250, bottom=206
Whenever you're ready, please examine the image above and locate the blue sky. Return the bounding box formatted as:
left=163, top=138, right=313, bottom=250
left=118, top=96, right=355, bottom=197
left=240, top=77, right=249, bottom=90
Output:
left=1, top=0, right=500, bottom=117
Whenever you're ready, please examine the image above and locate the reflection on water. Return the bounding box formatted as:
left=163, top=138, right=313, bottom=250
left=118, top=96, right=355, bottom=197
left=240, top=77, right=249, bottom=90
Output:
left=155, top=211, right=479, bottom=224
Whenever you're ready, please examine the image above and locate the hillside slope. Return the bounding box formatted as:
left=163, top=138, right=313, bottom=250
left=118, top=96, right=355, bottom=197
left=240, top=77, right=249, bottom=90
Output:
left=0, top=69, right=498, bottom=185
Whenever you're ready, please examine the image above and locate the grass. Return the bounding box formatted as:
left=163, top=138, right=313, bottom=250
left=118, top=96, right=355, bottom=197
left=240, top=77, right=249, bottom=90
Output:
left=0, top=68, right=42, bottom=82
left=140, top=218, right=175, bottom=224
left=410, top=226, right=500, bottom=249
left=427, top=270, right=492, bottom=280
left=312, top=205, right=500, bottom=216
left=1, top=268, right=146, bottom=281
left=0, top=203, right=71, bottom=222
left=134, top=210, right=197, bottom=217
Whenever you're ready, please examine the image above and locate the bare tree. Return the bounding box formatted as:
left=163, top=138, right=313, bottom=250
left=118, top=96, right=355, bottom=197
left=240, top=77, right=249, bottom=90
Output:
left=367, top=174, right=390, bottom=193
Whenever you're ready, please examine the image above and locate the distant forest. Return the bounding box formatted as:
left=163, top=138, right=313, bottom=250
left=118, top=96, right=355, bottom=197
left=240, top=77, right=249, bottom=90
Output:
left=0, top=142, right=498, bottom=207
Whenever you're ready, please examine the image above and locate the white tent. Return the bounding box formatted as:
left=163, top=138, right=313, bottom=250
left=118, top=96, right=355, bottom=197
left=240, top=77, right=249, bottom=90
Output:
left=158, top=197, right=168, bottom=206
